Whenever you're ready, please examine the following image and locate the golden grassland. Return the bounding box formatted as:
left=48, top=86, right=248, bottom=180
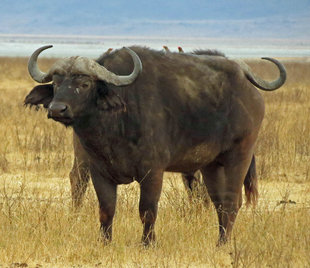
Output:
left=0, top=56, right=309, bottom=267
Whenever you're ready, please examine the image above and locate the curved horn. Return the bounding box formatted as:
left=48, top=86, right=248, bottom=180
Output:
left=236, top=58, right=286, bottom=91
left=95, top=47, right=142, bottom=86
left=28, top=45, right=53, bottom=83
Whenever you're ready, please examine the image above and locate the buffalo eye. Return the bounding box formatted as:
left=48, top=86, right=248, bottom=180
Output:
left=81, top=81, right=92, bottom=90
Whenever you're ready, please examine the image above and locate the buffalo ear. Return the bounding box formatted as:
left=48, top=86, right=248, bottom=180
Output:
left=24, top=84, right=54, bottom=109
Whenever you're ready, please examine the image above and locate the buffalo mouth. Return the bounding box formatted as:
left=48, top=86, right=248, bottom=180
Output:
left=48, top=114, right=74, bottom=125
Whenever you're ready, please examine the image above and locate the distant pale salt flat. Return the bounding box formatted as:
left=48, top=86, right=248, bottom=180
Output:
left=0, top=35, right=309, bottom=58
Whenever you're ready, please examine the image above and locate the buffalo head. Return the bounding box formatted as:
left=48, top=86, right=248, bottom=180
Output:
left=25, top=45, right=142, bottom=125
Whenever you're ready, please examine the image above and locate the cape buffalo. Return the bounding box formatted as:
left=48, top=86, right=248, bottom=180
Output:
left=69, top=47, right=257, bottom=209
left=25, top=45, right=286, bottom=245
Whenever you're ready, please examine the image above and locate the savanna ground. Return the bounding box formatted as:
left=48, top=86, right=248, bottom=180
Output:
left=0, top=54, right=310, bottom=267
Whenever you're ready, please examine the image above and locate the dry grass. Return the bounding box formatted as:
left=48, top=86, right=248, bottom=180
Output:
left=0, top=56, right=309, bottom=267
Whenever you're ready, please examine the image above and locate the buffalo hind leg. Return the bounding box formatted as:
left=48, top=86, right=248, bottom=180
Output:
left=182, top=172, right=210, bottom=207
left=69, top=157, right=90, bottom=209
left=201, top=145, right=254, bottom=245
left=182, top=172, right=196, bottom=202
left=139, top=170, right=163, bottom=246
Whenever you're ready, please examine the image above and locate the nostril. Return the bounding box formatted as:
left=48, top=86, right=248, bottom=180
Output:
left=60, top=105, right=67, bottom=113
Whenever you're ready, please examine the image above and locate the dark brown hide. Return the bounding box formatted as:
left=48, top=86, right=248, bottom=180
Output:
left=192, top=49, right=226, bottom=57
left=68, top=48, right=258, bottom=211
left=25, top=46, right=285, bottom=245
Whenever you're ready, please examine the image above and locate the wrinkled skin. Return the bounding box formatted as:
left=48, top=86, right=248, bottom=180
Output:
left=25, top=46, right=285, bottom=245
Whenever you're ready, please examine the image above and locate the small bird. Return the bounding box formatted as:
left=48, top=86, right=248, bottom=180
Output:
left=163, top=46, right=170, bottom=53
left=178, top=46, right=184, bottom=53
left=97, top=48, right=113, bottom=62
left=104, top=48, right=113, bottom=55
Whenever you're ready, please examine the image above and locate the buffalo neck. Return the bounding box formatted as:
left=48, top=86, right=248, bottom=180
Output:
left=72, top=108, right=143, bottom=183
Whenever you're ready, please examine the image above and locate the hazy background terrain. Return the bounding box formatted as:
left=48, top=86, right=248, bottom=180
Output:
left=1, top=0, right=310, bottom=39
left=1, top=0, right=310, bottom=58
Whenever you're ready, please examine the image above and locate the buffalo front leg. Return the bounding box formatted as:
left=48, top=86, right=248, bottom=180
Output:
left=69, top=157, right=90, bottom=209
left=139, top=170, right=163, bottom=246
left=70, top=133, right=90, bottom=209
left=90, top=167, right=117, bottom=243
left=201, top=145, right=254, bottom=245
